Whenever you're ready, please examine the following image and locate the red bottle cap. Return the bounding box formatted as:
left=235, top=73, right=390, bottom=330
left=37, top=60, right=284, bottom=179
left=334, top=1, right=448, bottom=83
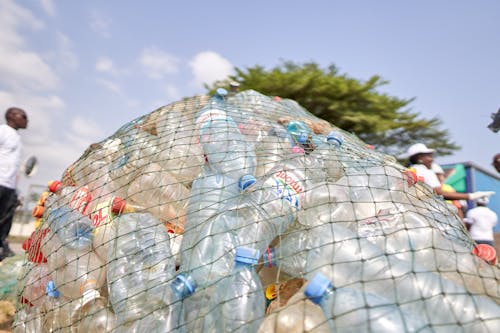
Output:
left=472, top=244, right=497, bottom=265
left=48, top=180, right=62, bottom=193
left=111, top=197, right=127, bottom=214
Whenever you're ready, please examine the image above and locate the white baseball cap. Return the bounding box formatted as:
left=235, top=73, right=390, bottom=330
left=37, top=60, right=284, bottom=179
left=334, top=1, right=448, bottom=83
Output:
left=401, top=143, right=435, bottom=159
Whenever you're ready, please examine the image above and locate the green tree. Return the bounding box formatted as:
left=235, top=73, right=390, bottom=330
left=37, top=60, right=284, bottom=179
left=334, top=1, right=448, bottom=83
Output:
left=209, top=61, right=459, bottom=158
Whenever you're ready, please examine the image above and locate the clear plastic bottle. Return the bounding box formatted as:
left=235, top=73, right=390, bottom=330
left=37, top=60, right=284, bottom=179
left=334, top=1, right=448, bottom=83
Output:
left=155, top=96, right=205, bottom=184
left=53, top=249, right=106, bottom=300
left=304, top=223, right=500, bottom=332
left=70, top=288, right=116, bottom=332
left=356, top=210, right=500, bottom=302
left=45, top=180, right=93, bottom=215
left=304, top=272, right=432, bottom=333
left=254, top=124, right=296, bottom=177
left=12, top=306, right=43, bottom=333
left=107, top=212, right=176, bottom=325
left=195, top=88, right=256, bottom=181
left=308, top=130, right=345, bottom=182
left=181, top=165, right=242, bottom=267
left=17, top=262, right=52, bottom=308
left=203, top=247, right=265, bottom=333
left=45, top=206, right=94, bottom=250
left=65, top=137, right=120, bottom=197
left=124, top=273, right=197, bottom=333
left=126, top=162, right=190, bottom=231
left=108, top=126, right=160, bottom=189
left=41, top=280, right=72, bottom=332
left=257, top=289, right=330, bottom=333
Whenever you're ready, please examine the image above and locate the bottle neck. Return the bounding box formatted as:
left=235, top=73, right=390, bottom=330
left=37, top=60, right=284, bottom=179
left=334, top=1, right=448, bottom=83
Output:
left=171, top=274, right=196, bottom=299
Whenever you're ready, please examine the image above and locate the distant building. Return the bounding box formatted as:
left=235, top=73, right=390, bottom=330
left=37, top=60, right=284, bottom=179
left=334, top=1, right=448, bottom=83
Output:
left=442, top=161, right=500, bottom=232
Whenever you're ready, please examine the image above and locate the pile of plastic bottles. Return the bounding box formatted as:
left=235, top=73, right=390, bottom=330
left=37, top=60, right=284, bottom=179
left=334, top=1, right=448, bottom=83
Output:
left=13, top=89, right=500, bottom=332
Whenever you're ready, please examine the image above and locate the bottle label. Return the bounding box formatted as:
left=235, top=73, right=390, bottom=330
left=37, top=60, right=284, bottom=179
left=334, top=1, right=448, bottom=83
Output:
left=69, top=186, right=92, bottom=214
left=196, top=108, right=228, bottom=130
left=196, top=108, right=238, bottom=134
left=91, top=201, right=113, bottom=228
left=269, top=170, right=303, bottom=210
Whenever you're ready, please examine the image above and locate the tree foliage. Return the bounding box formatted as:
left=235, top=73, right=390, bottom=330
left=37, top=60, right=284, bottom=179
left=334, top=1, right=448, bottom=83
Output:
left=209, top=61, right=459, bottom=158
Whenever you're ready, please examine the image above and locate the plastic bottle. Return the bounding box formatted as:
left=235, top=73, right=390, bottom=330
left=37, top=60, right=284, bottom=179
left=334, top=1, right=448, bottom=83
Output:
left=254, top=125, right=291, bottom=176
left=303, top=223, right=500, bottom=332
left=45, top=205, right=94, bottom=250
left=108, top=126, right=160, bottom=189
left=182, top=153, right=312, bottom=293
left=88, top=196, right=138, bottom=260
left=12, top=306, right=43, bottom=333
left=17, top=262, right=52, bottom=308
left=356, top=210, right=500, bottom=303
left=126, top=162, right=190, bottom=231
left=155, top=96, right=205, bottom=184
left=53, top=249, right=106, bottom=300
left=195, top=88, right=256, bottom=181
left=304, top=272, right=431, bottom=333
left=45, top=180, right=93, bottom=215
left=256, top=284, right=330, bottom=333
left=65, top=138, right=120, bottom=197
left=41, top=281, right=72, bottom=332
left=309, top=130, right=345, bottom=182
left=203, top=247, right=265, bottom=333
left=70, top=288, right=116, bottom=332
left=107, top=212, right=176, bottom=325
left=124, top=274, right=197, bottom=333
left=181, top=166, right=243, bottom=267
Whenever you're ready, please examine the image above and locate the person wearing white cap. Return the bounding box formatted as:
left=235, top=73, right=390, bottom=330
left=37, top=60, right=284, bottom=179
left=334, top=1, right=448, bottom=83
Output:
left=402, top=143, right=495, bottom=202
left=464, top=197, right=498, bottom=247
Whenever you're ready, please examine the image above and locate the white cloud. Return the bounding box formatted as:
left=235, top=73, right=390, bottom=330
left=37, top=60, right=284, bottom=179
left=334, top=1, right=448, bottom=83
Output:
left=90, top=11, right=112, bottom=38
left=95, top=56, right=130, bottom=78
left=66, top=116, right=106, bottom=147
left=0, top=49, right=59, bottom=91
left=0, top=1, right=59, bottom=91
left=96, top=78, right=122, bottom=95
left=139, top=47, right=180, bottom=79
left=0, top=0, right=44, bottom=49
left=40, top=0, right=56, bottom=16
left=96, top=57, right=114, bottom=73
left=189, top=51, right=233, bottom=89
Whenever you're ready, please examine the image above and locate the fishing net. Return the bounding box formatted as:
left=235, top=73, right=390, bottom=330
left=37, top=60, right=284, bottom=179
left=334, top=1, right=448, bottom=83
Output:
left=13, top=89, right=500, bottom=332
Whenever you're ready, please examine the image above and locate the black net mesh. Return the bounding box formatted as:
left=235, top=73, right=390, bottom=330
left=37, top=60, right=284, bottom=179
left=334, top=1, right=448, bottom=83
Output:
left=13, top=89, right=500, bottom=332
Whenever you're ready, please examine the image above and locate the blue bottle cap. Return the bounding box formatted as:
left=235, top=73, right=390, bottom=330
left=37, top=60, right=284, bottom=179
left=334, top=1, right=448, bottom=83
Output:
left=304, top=272, right=332, bottom=304
left=175, top=274, right=197, bottom=296
left=239, top=174, right=256, bottom=191
left=326, top=131, right=343, bottom=146
left=46, top=281, right=60, bottom=298
left=297, top=133, right=308, bottom=144
left=235, top=247, right=260, bottom=265
left=215, top=88, right=228, bottom=97
left=262, top=247, right=277, bottom=267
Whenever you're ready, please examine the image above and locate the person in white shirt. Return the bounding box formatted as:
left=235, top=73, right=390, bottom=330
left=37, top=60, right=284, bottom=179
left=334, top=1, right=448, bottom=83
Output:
left=465, top=197, right=498, bottom=247
left=0, top=107, right=28, bottom=261
left=401, top=143, right=495, bottom=202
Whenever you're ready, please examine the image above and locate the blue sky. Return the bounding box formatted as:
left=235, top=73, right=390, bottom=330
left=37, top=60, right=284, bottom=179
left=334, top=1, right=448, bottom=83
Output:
left=1, top=0, right=499, bottom=197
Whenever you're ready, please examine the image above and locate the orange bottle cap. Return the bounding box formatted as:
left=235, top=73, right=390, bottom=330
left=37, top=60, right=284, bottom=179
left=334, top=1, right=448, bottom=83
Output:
left=31, top=205, right=44, bottom=218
